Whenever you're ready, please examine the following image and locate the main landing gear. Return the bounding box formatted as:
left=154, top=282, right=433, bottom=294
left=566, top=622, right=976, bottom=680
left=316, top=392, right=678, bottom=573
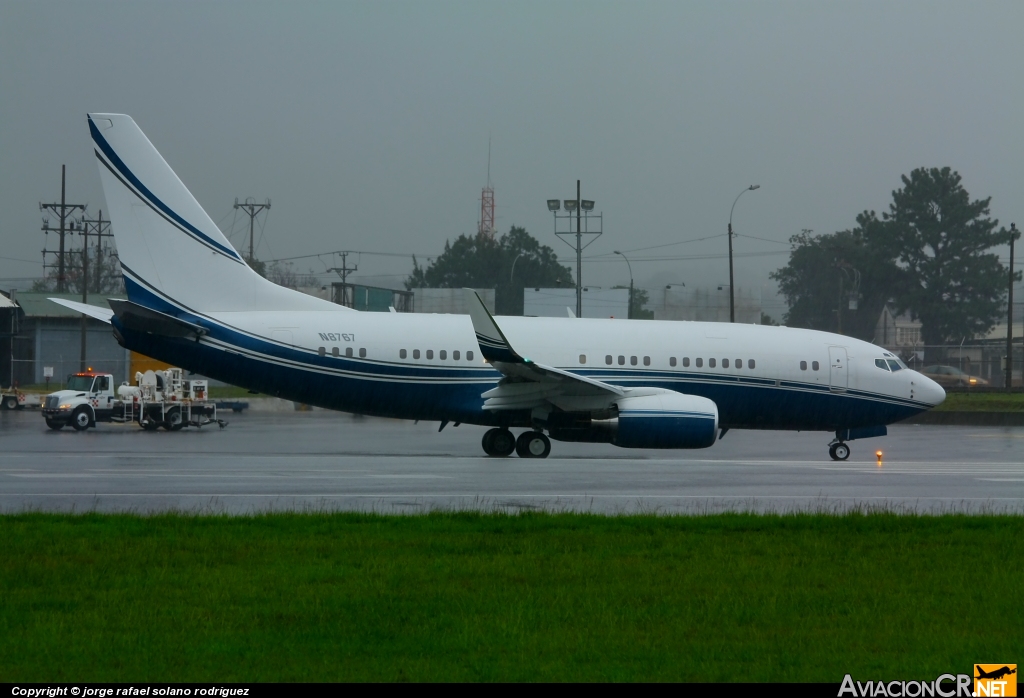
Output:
left=482, top=428, right=551, bottom=458
left=828, top=441, right=851, bottom=461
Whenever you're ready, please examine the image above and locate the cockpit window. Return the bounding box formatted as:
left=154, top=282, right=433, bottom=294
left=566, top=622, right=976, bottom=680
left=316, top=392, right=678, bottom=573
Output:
left=886, top=359, right=903, bottom=372
left=874, top=359, right=891, bottom=372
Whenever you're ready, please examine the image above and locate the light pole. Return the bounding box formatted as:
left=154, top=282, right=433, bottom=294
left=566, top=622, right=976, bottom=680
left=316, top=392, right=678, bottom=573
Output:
left=614, top=250, right=633, bottom=319
left=1007, top=222, right=1019, bottom=389
left=728, top=184, right=760, bottom=323
left=547, top=183, right=601, bottom=319
left=510, top=252, right=525, bottom=283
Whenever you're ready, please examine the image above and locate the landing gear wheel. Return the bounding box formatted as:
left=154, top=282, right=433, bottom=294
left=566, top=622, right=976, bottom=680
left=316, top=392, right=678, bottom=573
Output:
left=3, top=396, right=18, bottom=410
left=482, top=428, right=516, bottom=457
left=829, top=443, right=850, bottom=461
left=45, top=418, right=64, bottom=431
left=71, top=406, right=92, bottom=431
left=516, top=431, right=551, bottom=459
left=163, top=407, right=184, bottom=431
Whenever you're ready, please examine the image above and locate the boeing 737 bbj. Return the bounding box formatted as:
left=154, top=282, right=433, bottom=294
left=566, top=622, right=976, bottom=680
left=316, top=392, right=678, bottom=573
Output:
left=53, top=114, right=945, bottom=460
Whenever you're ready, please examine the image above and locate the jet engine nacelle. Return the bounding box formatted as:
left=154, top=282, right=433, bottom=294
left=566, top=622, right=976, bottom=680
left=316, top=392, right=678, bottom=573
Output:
left=611, top=392, right=719, bottom=449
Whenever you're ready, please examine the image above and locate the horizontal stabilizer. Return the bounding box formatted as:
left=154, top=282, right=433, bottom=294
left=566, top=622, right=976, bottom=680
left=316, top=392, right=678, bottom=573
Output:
left=48, top=298, right=114, bottom=323
left=108, top=299, right=207, bottom=340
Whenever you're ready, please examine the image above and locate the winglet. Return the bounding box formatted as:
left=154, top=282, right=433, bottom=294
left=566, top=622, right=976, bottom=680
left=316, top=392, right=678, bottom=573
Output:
left=463, top=288, right=524, bottom=364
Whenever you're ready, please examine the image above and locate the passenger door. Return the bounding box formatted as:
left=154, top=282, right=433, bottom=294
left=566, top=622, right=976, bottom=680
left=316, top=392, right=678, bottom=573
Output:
left=829, top=347, right=848, bottom=392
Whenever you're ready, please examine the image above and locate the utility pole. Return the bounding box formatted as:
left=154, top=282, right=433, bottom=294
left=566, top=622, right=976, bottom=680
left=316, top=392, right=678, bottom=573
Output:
left=233, top=197, right=271, bottom=262
left=39, top=165, right=86, bottom=293
left=327, top=252, right=358, bottom=307
left=77, top=210, right=113, bottom=370
left=1007, top=222, right=1019, bottom=390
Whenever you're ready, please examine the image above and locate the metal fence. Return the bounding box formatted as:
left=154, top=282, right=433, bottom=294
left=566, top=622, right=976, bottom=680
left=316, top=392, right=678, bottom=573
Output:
left=878, top=344, right=1023, bottom=388
left=10, top=357, right=132, bottom=390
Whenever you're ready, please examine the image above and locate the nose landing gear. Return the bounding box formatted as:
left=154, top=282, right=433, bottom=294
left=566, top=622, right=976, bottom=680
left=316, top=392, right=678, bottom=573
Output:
left=828, top=441, right=850, bottom=461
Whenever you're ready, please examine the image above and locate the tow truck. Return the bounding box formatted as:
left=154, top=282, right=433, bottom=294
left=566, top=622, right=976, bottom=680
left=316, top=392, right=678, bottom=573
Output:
left=41, top=368, right=225, bottom=431
left=1, top=386, right=25, bottom=411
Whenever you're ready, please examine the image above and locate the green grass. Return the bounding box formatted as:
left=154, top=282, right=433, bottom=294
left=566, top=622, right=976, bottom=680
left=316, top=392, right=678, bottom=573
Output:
left=932, top=391, right=1024, bottom=411
left=1, top=512, right=1020, bottom=682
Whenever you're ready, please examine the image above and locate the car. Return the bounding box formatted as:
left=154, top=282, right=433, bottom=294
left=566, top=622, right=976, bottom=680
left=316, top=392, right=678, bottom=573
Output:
left=920, top=365, right=988, bottom=387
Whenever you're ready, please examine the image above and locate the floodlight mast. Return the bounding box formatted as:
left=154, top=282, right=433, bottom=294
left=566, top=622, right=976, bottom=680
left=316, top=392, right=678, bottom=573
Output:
left=548, top=181, right=601, bottom=318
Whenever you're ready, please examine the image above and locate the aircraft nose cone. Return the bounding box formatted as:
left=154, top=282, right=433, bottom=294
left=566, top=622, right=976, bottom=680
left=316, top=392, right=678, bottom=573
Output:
left=916, top=372, right=946, bottom=407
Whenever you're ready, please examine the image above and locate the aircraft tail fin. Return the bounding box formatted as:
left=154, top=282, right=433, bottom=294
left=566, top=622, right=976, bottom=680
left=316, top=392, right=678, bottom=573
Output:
left=88, top=114, right=338, bottom=315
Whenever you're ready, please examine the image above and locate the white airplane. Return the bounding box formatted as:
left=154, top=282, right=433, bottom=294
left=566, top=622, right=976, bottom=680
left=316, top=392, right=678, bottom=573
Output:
left=53, top=113, right=945, bottom=460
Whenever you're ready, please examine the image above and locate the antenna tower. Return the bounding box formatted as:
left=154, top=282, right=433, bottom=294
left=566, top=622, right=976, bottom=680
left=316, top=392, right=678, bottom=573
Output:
left=478, top=138, right=496, bottom=239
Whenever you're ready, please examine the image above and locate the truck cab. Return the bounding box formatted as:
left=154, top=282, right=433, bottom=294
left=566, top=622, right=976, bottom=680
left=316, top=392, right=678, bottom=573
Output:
left=41, top=372, right=117, bottom=431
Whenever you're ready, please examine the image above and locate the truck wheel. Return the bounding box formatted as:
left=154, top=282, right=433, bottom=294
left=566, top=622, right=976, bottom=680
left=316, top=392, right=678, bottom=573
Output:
left=3, top=396, right=17, bottom=410
left=163, top=407, right=184, bottom=431
left=45, top=418, right=64, bottom=431
left=71, top=406, right=92, bottom=431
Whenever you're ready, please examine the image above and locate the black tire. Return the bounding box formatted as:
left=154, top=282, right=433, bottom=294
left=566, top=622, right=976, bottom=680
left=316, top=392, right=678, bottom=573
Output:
left=45, top=418, right=64, bottom=431
left=516, top=431, right=552, bottom=459
left=482, top=427, right=516, bottom=457
left=163, top=407, right=184, bottom=431
left=834, top=443, right=850, bottom=461
left=3, top=396, right=18, bottom=410
left=141, top=419, right=160, bottom=431
left=71, top=406, right=92, bottom=431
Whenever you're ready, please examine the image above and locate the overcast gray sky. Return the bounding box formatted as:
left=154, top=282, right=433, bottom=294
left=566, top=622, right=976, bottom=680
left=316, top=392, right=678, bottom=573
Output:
left=2, top=1, right=1022, bottom=318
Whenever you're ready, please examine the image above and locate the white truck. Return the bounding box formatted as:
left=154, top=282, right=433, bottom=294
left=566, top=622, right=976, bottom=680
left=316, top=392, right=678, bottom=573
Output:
left=41, top=367, right=225, bottom=431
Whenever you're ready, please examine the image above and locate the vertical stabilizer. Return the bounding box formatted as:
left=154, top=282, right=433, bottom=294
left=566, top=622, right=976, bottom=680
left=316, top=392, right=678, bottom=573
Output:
left=88, top=113, right=335, bottom=314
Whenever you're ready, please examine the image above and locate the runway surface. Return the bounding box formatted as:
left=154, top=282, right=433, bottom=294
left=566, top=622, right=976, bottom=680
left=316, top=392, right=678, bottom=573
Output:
left=1, top=409, right=1022, bottom=514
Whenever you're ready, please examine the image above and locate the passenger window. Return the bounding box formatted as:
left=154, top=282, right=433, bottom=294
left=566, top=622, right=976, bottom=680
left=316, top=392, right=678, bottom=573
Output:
left=413, top=349, right=421, bottom=359
left=643, top=356, right=650, bottom=366
left=800, top=361, right=807, bottom=370
left=96, top=377, right=108, bottom=391
left=630, top=356, right=638, bottom=366
left=735, top=359, right=742, bottom=369
left=579, top=354, right=586, bottom=364
left=467, top=351, right=474, bottom=361
left=426, top=350, right=434, bottom=360
left=812, top=361, right=819, bottom=371
left=670, top=357, right=677, bottom=367
left=886, top=359, right=902, bottom=372
left=618, top=356, right=625, bottom=365
left=318, top=347, right=326, bottom=357
left=439, top=350, right=447, bottom=360
left=723, top=359, right=730, bottom=368
left=695, top=358, right=703, bottom=368
left=748, top=359, right=755, bottom=369
left=709, top=358, right=716, bottom=368
left=400, top=349, right=407, bottom=359
left=332, top=347, right=340, bottom=357
left=359, top=348, right=367, bottom=358
left=606, top=355, right=613, bottom=365
left=683, top=357, right=690, bottom=367
left=345, top=347, right=353, bottom=358
left=453, top=350, right=460, bottom=360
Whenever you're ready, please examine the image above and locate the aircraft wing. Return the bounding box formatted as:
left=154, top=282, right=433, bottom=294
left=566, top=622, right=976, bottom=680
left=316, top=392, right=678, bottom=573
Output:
left=48, top=298, right=114, bottom=324
left=464, top=288, right=624, bottom=412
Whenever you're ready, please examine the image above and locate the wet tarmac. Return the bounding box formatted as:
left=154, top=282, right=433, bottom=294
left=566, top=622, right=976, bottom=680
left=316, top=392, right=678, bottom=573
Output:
left=1, top=409, right=1022, bottom=514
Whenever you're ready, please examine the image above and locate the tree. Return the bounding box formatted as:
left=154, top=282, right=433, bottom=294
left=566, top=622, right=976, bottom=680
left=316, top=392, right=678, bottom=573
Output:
left=864, top=167, right=1017, bottom=347
left=406, top=227, right=573, bottom=315
left=612, top=285, right=654, bottom=319
left=770, top=228, right=905, bottom=340
left=32, top=244, right=125, bottom=295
